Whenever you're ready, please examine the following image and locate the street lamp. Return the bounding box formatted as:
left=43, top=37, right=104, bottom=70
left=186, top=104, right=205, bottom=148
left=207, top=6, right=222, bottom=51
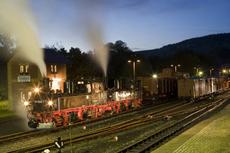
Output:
left=198, top=71, right=204, bottom=77
left=209, top=68, right=214, bottom=76
left=152, top=74, right=158, bottom=79
left=170, top=64, right=181, bottom=72
left=128, top=58, right=140, bottom=88
left=222, top=69, right=227, bottom=74
left=194, top=67, right=201, bottom=76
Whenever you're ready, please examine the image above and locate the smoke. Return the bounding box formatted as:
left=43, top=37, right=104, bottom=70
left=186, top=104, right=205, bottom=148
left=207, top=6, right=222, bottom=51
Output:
left=87, top=22, right=109, bottom=77
left=79, top=0, right=109, bottom=77
left=0, top=0, right=46, bottom=76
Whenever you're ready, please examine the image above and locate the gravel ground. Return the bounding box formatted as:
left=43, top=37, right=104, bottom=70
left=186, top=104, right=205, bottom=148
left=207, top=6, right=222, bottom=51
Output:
left=52, top=117, right=180, bottom=153
left=0, top=116, right=32, bottom=136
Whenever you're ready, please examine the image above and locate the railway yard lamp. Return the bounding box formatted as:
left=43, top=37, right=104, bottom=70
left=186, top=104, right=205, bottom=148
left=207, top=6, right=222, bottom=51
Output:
left=128, top=57, right=141, bottom=88
left=170, top=64, right=181, bottom=72
left=209, top=68, right=214, bottom=76
left=198, top=71, right=204, bottom=77
left=152, top=74, right=158, bottom=79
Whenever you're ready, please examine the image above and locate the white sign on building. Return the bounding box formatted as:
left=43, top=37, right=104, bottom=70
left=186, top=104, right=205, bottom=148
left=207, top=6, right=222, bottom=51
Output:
left=17, top=75, right=31, bottom=83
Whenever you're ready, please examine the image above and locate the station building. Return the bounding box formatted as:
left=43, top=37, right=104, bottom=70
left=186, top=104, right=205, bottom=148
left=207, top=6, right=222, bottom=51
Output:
left=7, top=49, right=68, bottom=109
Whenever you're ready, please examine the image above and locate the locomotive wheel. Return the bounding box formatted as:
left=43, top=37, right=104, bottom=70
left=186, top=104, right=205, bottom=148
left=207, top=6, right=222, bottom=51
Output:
left=52, top=116, right=64, bottom=127
left=28, top=119, right=38, bottom=128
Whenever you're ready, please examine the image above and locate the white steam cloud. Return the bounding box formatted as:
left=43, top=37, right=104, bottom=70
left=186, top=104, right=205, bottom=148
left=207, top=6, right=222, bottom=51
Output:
left=0, top=0, right=46, bottom=76
left=79, top=0, right=109, bottom=77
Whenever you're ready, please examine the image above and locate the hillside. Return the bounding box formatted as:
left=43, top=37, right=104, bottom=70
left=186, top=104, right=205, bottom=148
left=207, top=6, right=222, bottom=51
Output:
left=136, top=33, right=230, bottom=72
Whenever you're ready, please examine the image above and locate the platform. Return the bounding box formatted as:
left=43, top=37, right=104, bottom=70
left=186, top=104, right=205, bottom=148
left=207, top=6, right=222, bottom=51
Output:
left=153, top=103, right=230, bottom=153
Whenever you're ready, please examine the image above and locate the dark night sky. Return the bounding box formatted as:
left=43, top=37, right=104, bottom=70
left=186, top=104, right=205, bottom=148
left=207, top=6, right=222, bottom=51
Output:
left=30, top=0, right=230, bottom=51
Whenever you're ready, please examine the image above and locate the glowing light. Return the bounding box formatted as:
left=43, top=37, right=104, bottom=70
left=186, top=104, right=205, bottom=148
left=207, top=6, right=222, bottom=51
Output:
left=86, top=95, right=89, bottom=99
left=24, top=101, right=29, bottom=106
left=152, top=74, right=158, bottom=79
left=114, top=136, right=118, bottom=141
left=198, top=71, right=203, bottom=76
left=48, top=100, right=53, bottom=106
left=51, top=78, right=61, bottom=90
left=136, top=59, right=141, bottom=63
left=34, top=87, right=40, bottom=93
left=222, top=69, right=227, bottom=73
left=77, top=81, right=84, bottom=84
left=128, top=60, right=132, bottom=63
left=115, top=91, right=131, bottom=100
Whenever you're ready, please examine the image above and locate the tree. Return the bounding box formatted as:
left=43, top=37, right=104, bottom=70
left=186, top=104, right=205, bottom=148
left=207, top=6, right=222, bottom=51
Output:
left=0, top=33, right=15, bottom=99
left=0, top=33, right=14, bottom=61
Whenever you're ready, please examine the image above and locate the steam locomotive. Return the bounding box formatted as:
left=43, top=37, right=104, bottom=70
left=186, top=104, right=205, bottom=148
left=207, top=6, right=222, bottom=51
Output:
left=23, top=80, right=142, bottom=128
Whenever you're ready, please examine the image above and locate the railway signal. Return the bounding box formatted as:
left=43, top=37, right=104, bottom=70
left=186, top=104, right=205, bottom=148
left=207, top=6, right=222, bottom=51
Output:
left=54, top=137, right=64, bottom=153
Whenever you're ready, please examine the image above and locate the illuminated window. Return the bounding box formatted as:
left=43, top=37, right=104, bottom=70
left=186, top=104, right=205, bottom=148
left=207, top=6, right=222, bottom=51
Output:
left=51, top=65, right=57, bottom=73
left=51, top=78, right=61, bottom=91
left=25, top=65, right=29, bottom=73
left=19, top=65, right=24, bottom=73
left=19, top=64, right=29, bottom=74
left=51, top=65, right=54, bottom=72
left=54, top=65, right=57, bottom=73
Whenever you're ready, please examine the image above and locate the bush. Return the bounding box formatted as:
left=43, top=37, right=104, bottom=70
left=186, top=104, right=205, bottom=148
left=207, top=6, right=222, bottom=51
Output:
left=0, top=100, right=9, bottom=111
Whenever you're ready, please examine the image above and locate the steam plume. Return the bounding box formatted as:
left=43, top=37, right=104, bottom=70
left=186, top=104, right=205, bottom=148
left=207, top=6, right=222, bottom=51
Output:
left=80, top=0, right=109, bottom=76
left=0, top=0, right=46, bottom=76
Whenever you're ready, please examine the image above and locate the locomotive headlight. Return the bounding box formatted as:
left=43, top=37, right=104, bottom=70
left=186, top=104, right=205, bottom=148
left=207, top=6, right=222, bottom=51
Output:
left=48, top=100, right=53, bottom=106
left=33, top=87, right=41, bottom=94
left=34, top=87, right=40, bottom=93
left=24, top=101, right=29, bottom=106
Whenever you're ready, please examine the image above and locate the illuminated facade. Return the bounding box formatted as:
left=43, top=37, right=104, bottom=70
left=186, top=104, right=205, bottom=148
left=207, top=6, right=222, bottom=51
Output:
left=8, top=49, right=67, bottom=109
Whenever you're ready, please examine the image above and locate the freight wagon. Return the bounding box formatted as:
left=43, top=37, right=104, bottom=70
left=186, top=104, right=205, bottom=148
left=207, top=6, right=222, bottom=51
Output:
left=177, top=77, right=225, bottom=99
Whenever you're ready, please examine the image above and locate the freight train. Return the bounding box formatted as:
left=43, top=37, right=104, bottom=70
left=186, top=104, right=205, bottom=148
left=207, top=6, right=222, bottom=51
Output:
left=23, top=81, right=142, bottom=128
left=139, top=76, right=227, bottom=101
left=177, top=77, right=226, bottom=99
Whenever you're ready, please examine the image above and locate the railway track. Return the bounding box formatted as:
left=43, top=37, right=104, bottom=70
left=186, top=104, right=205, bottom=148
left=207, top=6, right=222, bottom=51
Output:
left=7, top=98, right=226, bottom=153
left=117, top=98, right=229, bottom=153
left=0, top=99, right=185, bottom=144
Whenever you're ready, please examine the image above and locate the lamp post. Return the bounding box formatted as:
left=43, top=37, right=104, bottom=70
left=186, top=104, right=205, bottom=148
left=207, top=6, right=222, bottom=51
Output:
left=170, top=64, right=181, bottom=72
left=209, top=68, right=214, bottom=76
left=194, top=67, right=200, bottom=76
left=128, top=59, right=140, bottom=87
left=152, top=73, right=158, bottom=95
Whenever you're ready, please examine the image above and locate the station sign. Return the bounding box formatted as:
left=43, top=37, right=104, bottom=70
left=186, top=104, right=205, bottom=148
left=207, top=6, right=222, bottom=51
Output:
left=17, top=75, right=31, bottom=83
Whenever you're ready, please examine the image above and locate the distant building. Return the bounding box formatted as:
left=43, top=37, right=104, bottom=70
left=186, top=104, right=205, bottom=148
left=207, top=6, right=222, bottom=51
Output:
left=7, top=49, right=68, bottom=109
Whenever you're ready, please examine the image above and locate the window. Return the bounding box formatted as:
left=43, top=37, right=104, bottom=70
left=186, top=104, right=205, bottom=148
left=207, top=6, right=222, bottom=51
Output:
left=19, top=65, right=24, bottom=73
left=51, top=65, right=54, bottom=73
left=25, top=65, right=29, bottom=73
left=54, top=65, right=57, bottom=73
left=51, top=64, right=57, bottom=73
left=19, top=64, right=29, bottom=74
